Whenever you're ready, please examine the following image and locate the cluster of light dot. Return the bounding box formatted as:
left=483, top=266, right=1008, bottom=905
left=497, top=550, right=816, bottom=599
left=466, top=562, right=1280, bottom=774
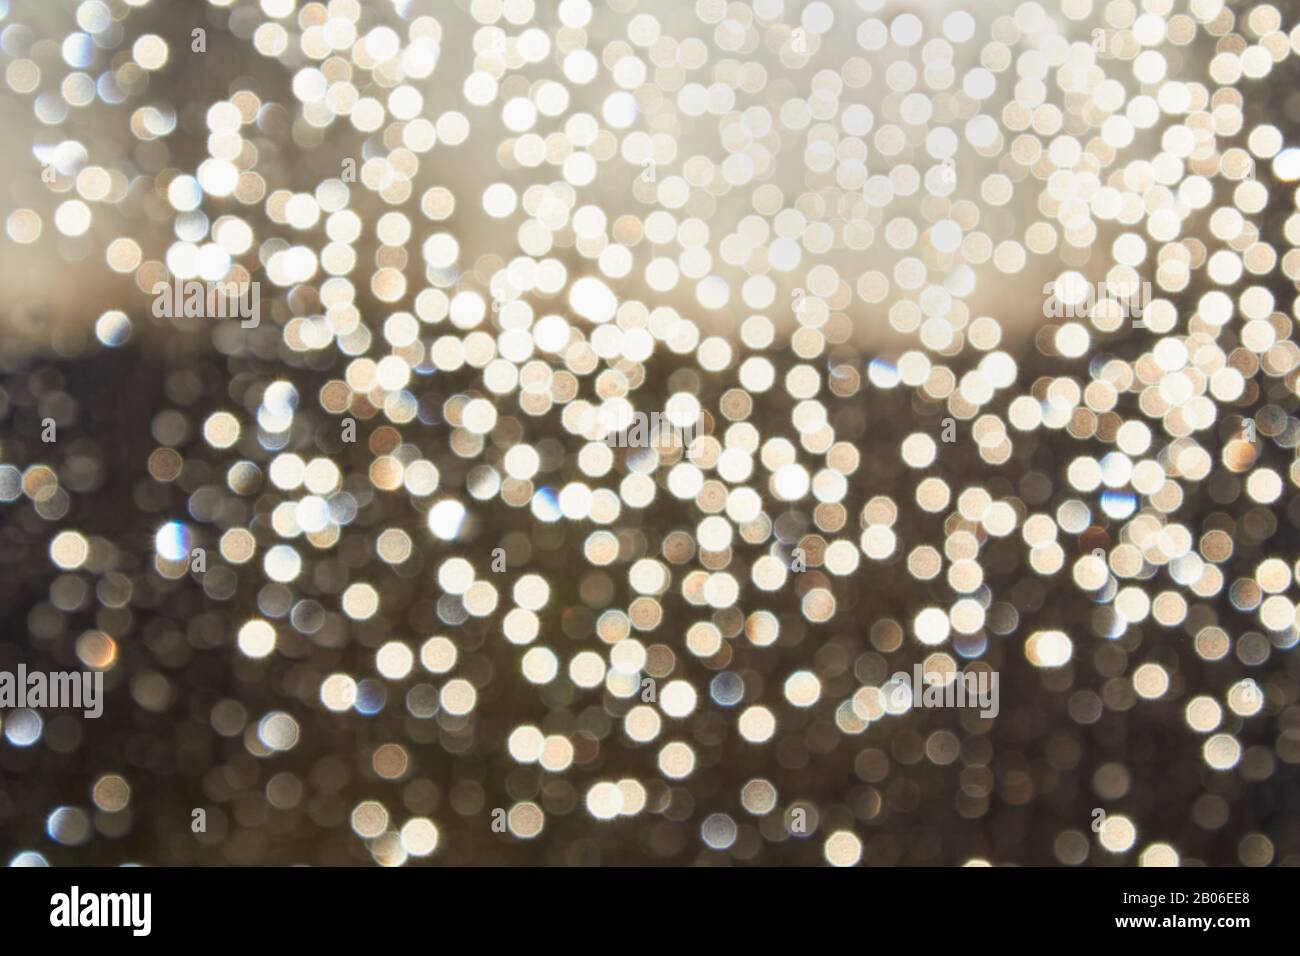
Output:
left=2, top=0, right=1297, bottom=867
